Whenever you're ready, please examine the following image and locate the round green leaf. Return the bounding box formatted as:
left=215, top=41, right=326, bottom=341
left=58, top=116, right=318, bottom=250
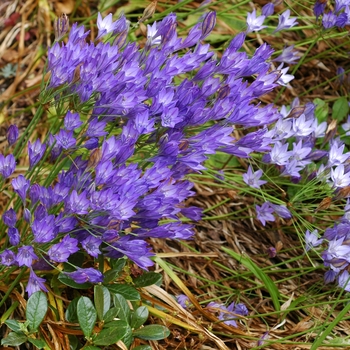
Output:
left=130, top=306, right=149, bottom=329
left=107, top=284, right=140, bottom=300
left=133, top=272, right=162, bottom=288
left=94, top=320, right=130, bottom=346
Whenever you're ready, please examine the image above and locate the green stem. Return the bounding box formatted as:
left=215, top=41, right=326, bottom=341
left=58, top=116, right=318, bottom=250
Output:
left=0, top=267, right=26, bottom=310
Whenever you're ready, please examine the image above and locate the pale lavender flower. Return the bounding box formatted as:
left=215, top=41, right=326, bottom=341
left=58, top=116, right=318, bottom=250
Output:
left=147, top=22, right=161, bottom=45
left=246, top=10, right=267, bottom=33
left=328, top=139, right=350, bottom=166
left=242, top=166, right=267, bottom=189
left=305, top=229, right=323, bottom=252
left=256, top=202, right=275, bottom=226
left=331, top=164, right=350, bottom=188
left=96, top=13, right=119, bottom=39
left=292, top=114, right=315, bottom=137
left=276, top=64, right=294, bottom=86
left=176, top=294, right=191, bottom=308
left=338, top=270, right=350, bottom=292
left=341, top=115, right=350, bottom=135
left=273, top=45, right=299, bottom=64
left=258, top=331, right=270, bottom=347
left=270, top=141, right=292, bottom=165
left=274, top=9, right=298, bottom=32
left=270, top=203, right=292, bottom=219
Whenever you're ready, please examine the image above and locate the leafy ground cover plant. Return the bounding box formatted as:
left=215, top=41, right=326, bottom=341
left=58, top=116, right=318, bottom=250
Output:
left=1, top=0, right=350, bottom=349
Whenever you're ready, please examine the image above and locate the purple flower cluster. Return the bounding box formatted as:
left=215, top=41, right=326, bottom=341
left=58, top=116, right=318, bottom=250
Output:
left=0, top=11, right=296, bottom=296
left=314, top=0, right=350, bottom=29
left=176, top=295, right=248, bottom=327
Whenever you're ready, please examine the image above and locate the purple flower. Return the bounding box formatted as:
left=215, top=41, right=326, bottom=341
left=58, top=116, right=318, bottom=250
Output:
left=81, top=235, right=102, bottom=258
left=256, top=202, right=275, bottom=226
left=28, top=139, right=46, bottom=169
left=67, top=267, right=104, bottom=284
left=328, top=139, right=350, bottom=166
left=3, top=208, right=17, bottom=227
left=305, top=229, right=323, bottom=252
left=246, top=10, right=267, bottom=33
left=338, top=270, right=350, bottom=292
left=331, top=164, right=350, bottom=188
left=274, top=9, right=298, bottom=32
left=55, top=129, right=76, bottom=150
left=65, top=190, right=90, bottom=215
left=32, top=215, right=59, bottom=243
left=7, top=125, right=19, bottom=146
left=273, top=45, right=299, bottom=64
left=243, top=166, right=267, bottom=189
left=12, top=175, right=30, bottom=203
left=0, top=249, right=17, bottom=266
left=270, top=203, right=292, bottom=219
left=176, top=294, right=191, bottom=308
left=0, top=154, right=16, bottom=178
left=17, top=246, right=38, bottom=267
left=206, top=301, right=248, bottom=327
left=270, top=141, right=292, bottom=165
left=322, top=11, right=338, bottom=29
left=314, top=1, right=326, bottom=20
left=64, top=111, right=83, bottom=131
left=26, top=268, right=48, bottom=296
left=48, top=235, right=79, bottom=262
left=96, top=13, right=119, bottom=39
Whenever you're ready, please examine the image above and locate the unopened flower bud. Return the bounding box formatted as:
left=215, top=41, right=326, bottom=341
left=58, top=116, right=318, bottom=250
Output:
left=201, top=11, right=216, bottom=39
left=7, top=125, right=19, bottom=146
left=54, top=13, right=69, bottom=41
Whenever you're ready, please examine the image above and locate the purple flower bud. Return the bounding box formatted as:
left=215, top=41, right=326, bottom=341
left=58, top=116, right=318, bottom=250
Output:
left=267, top=247, right=277, bottom=258
left=12, top=175, right=30, bottom=204
left=3, top=208, right=17, bottom=227
left=201, top=11, right=216, bottom=40
left=24, top=208, right=31, bottom=223
left=54, top=13, right=69, bottom=41
left=176, top=294, right=191, bottom=308
left=67, top=267, right=104, bottom=284
left=8, top=227, right=20, bottom=246
left=262, top=3, right=274, bottom=17
left=29, top=184, right=41, bottom=206
left=0, top=154, right=16, bottom=178
left=32, top=214, right=59, bottom=243
left=28, top=139, right=46, bottom=169
left=7, top=125, right=19, bottom=146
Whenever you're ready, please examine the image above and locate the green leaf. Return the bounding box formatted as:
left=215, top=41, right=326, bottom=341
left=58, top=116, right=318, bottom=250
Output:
left=68, top=335, right=79, bottom=350
left=113, top=294, right=131, bottom=323
left=132, top=346, right=152, bottom=350
left=133, top=272, right=162, bottom=288
left=58, top=273, right=92, bottom=289
left=77, top=296, right=97, bottom=338
left=130, top=306, right=149, bottom=329
left=26, top=291, right=48, bottom=332
left=65, top=297, right=80, bottom=323
left=222, top=247, right=281, bottom=311
left=5, top=319, right=21, bottom=332
left=103, top=259, right=126, bottom=284
left=332, top=96, right=349, bottom=121
left=93, top=320, right=130, bottom=346
left=94, top=285, right=111, bottom=321
left=107, top=284, right=140, bottom=300
left=28, top=338, right=47, bottom=349
left=314, top=98, right=329, bottom=123
left=82, top=347, right=101, bottom=350
left=1, top=332, right=27, bottom=346
left=103, top=307, right=120, bottom=323
left=133, top=325, right=170, bottom=340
